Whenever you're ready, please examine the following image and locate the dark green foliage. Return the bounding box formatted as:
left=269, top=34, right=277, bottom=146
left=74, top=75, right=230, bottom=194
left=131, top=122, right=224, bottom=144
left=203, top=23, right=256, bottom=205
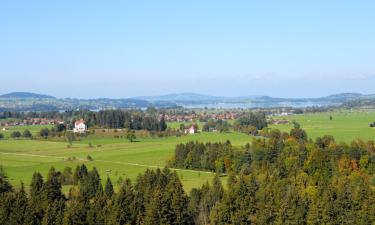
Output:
left=169, top=128, right=375, bottom=224
left=10, top=131, right=21, bottom=138
left=1, top=127, right=375, bottom=224
left=55, top=123, right=66, bottom=132
left=39, top=128, right=50, bottom=138
left=104, top=177, right=114, bottom=198
left=41, top=199, right=65, bottom=225
left=8, top=182, right=28, bottom=225
left=171, top=141, right=234, bottom=173
left=73, top=164, right=88, bottom=185
left=236, top=112, right=268, bottom=130
left=43, top=167, right=64, bottom=203
left=28, top=172, right=45, bottom=225
left=0, top=167, right=12, bottom=194
left=79, top=167, right=101, bottom=199
left=95, top=109, right=166, bottom=131
left=158, top=115, right=167, bottom=131
left=202, top=119, right=230, bottom=133
left=22, top=129, right=33, bottom=138
left=0, top=133, right=3, bottom=139
left=126, top=129, right=136, bottom=142
left=290, top=128, right=308, bottom=143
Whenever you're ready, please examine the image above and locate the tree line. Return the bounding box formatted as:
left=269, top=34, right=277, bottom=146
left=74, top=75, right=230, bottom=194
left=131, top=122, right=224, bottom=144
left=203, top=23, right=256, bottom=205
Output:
left=0, top=165, right=193, bottom=225
left=0, top=109, right=167, bottom=132
left=1, top=127, right=375, bottom=224
left=168, top=128, right=375, bottom=224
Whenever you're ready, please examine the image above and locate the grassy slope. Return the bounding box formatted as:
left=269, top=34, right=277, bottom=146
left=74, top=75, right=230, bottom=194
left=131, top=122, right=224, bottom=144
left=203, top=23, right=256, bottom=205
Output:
left=269, top=110, right=375, bottom=142
left=0, top=131, right=251, bottom=191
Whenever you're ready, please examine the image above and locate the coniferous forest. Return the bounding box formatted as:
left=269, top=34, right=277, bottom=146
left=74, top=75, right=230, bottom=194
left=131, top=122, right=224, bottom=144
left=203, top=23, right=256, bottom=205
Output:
left=1, top=128, right=375, bottom=225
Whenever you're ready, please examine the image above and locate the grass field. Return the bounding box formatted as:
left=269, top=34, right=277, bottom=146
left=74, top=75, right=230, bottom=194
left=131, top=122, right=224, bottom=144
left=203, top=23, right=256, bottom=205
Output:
left=269, top=109, right=375, bottom=142
left=0, top=124, right=52, bottom=138
left=1, top=110, right=375, bottom=192
left=0, top=130, right=251, bottom=192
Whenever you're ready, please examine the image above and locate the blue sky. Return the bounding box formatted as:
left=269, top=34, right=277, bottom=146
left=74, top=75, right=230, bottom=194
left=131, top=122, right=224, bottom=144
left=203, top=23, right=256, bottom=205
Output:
left=1, top=1, right=374, bottom=98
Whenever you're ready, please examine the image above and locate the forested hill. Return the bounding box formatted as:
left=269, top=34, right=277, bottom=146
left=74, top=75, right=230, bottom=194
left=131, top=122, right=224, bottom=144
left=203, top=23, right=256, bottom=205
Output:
left=1, top=91, right=375, bottom=111
left=136, top=92, right=375, bottom=108
left=0, top=92, right=56, bottom=99
left=0, top=92, right=176, bottom=111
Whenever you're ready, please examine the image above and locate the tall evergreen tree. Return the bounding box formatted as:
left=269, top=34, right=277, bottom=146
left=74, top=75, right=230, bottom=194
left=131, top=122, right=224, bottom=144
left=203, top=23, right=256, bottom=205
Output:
left=104, top=177, right=114, bottom=198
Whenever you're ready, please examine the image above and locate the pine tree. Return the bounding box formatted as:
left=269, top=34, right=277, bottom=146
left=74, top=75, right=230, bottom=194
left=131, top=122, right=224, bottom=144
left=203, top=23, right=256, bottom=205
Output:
left=158, top=115, right=167, bottom=131
left=80, top=167, right=101, bottom=200
left=43, top=167, right=64, bottom=203
left=9, top=182, right=28, bottom=225
left=26, top=172, right=45, bottom=225
left=108, top=178, right=136, bottom=224
left=42, top=199, right=65, bottom=225
left=62, top=195, right=89, bottom=225
left=0, top=166, right=13, bottom=194
left=104, top=177, right=114, bottom=198
left=87, top=189, right=107, bottom=225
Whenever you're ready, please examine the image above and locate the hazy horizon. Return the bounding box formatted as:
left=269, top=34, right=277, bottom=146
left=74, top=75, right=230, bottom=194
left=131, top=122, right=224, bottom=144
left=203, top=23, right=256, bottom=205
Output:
left=1, top=1, right=374, bottom=98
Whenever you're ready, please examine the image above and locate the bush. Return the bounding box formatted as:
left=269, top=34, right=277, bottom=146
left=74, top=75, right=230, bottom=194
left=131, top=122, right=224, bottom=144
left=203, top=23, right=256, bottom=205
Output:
left=11, top=131, right=21, bottom=139
left=39, top=128, right=50, bottom=139
left=22, top=129, right=32, bottom=138
left=86, top=155, right=93, bottom=161
left=0, top=133, right=4, bottom=139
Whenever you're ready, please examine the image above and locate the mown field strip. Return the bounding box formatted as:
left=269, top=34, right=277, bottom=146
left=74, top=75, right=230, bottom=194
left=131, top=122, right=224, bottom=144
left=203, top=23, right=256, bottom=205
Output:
left=0, top=151, right=213, bottom=175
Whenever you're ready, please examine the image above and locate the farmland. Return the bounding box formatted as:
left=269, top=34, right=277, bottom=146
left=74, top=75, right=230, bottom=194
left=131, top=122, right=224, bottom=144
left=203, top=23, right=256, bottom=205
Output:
left=269, top=109, right=375, bottom=142
left=1, top=109, right=375, bottom=192
left=0, top=129, right=251, bottom=191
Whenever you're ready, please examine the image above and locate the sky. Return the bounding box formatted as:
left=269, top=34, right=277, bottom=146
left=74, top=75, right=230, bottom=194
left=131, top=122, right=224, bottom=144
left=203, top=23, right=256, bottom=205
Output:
left=1, top=1, right=375, bottom=98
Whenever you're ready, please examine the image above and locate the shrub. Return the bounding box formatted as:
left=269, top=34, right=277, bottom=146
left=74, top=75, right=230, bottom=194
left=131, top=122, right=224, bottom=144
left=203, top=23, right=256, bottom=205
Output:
left=22, top=129, right=32, bottom=138
left=11, top=131, right=21, bottom=139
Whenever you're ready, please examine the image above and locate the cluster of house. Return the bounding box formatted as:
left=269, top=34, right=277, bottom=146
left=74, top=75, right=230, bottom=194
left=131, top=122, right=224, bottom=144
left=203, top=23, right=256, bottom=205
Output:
left=162, top=111, right=239, bottom=122
left=163, top=114, right=197, bottom=122
left=0, top=118, right=63, bottom=127
left=1, top=118, right=88, bottom=134
left=268, top=118, right=290, bottom=125
left=209, top=112, right=237, bottom=120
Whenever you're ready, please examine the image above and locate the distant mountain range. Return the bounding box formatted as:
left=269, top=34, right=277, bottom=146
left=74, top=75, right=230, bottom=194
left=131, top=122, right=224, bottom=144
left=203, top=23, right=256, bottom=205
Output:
left=0, top=92, right=56, bottom=99
left=0, top=91, right=374, bottom=111
left=135, top=92, right=373, bottom=106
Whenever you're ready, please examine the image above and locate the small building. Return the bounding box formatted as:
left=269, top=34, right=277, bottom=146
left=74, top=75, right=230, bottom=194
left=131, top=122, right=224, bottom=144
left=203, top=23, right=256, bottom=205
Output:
left=185, top=125, right=196, bottom=134
left=73, top=119, right=87, bottom=133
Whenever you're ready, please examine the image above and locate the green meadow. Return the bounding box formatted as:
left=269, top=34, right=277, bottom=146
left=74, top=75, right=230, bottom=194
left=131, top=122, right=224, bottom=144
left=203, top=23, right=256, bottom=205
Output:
left=269, top=109, right=375, bottom=142
left=1, top=110, right=375, bottom=191
left=0, top=124, right=52, bottom=138
left=0, top=130, right=251, bottom=191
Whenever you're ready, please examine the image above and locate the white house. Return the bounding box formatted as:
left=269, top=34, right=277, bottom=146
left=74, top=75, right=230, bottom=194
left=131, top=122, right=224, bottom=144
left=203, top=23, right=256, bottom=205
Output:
left=73, top=119, right=87, bottom=133
left=185, top=125, right=196, bottom=134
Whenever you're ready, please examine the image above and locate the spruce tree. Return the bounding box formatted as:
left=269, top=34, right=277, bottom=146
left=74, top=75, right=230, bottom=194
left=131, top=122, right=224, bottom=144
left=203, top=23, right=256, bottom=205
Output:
left=104, top=177, right=114, bottom=198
